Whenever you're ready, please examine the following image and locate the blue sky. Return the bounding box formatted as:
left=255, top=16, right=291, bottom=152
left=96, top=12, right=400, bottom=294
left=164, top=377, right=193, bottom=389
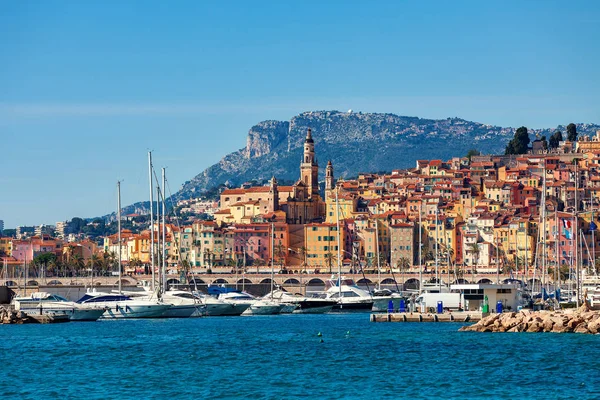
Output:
left=1, top=1, right=599, bottom=229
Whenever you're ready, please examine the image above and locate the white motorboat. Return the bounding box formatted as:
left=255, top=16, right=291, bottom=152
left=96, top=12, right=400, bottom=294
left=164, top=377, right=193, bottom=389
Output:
left=321, top=276, right=391, bottom=312
left=263, top=288, right=335, bottom=314
left=77, top=290, right=171, bottom=319
left=218, top=291, right=284, bottom=315
left=13, top=292, right=106, bottom=321
left=122, top=288, right=205, bottom=318
left=194, top=292, right=251, bottom=316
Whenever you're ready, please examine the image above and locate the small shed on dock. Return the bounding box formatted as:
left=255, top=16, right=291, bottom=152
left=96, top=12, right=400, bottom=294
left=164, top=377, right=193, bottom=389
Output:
left=450, top=283, right=520, bottom=312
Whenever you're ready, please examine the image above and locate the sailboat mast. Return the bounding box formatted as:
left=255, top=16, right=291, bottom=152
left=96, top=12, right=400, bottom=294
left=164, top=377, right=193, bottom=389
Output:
left=541, top=166, right=546, bottom=290
left=575, top=162, right=580, bottom=307
left=335, top=188, right=342, bottom=299
left=156, top=184, right=161, bottom=292
left=555, top=211, right=560, bottom=288
left=271, top=222, right=274, bottom=299
left=435, top=204, right=439, bottom=292
left=148, top=151, right=155, bottom=291
left=117, top=181, right=122, bottom=294
left=418, top=200, right=422, bottom=293
left=375, top=215, right=381, bottom=290
left=162, top=168, right=167, bottom=293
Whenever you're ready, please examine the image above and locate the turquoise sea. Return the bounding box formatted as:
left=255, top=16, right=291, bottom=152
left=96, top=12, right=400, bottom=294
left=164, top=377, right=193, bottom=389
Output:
left=1, top=313, right=599, bottom=399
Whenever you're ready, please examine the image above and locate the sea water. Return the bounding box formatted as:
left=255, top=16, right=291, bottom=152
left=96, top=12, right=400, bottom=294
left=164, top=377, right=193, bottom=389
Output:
left=1, top=313, right=599, bottom=399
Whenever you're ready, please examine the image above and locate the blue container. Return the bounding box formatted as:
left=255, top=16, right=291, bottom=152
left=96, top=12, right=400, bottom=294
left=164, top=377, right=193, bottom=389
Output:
left=496, top=301, right=503, bottom=314
left=398, top=299, right=406, bottom=313
left=437, top=301, right=443, bottom=314
left=387, top=300, right=394, bottom=313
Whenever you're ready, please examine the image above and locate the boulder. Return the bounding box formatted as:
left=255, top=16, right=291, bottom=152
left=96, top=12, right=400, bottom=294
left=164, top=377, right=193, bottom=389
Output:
left=542, top=317, right=555, bottom=332
left=587, top=319, right=600, bottom=334
left=574, top=323, right=590, bottom=334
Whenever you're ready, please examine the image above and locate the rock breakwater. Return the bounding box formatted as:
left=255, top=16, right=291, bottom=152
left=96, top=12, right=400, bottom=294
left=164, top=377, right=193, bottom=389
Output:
left=459, top=305, right=600, bottom=334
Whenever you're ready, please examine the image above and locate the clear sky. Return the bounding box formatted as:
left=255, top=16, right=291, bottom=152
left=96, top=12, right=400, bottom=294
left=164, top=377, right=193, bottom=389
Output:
left=1, top=1, right=599, bottom=229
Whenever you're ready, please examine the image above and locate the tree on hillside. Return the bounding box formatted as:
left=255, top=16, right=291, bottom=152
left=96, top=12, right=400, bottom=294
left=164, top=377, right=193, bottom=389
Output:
left=567, top=123, right=578, bottom=141
left=549, top=130, right=563, bottom=149
left=541, top=135, right=548, bottom=151
left=505, top=126, right=530, bottom=155
left=465, top=149, right=480, bottom=162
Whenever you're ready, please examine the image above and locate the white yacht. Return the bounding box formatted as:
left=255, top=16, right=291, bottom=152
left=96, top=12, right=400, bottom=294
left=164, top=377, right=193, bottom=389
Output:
left=77, top=290, right=171, bottom=319
left=123, top=288, right=205, bottom=318
left=194, top=292, right=250, bottom=316
left=263, top=288, right=335, bottom=314
left=218, top=291, right=284, bottom=315
left=321, top=276, right=391, bottom=312
left=13, top=292, right=106, bottom=321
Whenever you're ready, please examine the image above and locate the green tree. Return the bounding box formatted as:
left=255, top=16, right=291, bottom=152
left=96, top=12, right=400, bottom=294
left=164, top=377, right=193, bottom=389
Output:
left=505, top=126, right=530, bottom=155
left=324, top=252, right=337, bottom=274
left=466, top=149, right=480, bottom=162
left=549, top=130, right=563, bottom=149
left=567, top=123, right=577, bottom=142
left=541, top=135, right=548, bottom=151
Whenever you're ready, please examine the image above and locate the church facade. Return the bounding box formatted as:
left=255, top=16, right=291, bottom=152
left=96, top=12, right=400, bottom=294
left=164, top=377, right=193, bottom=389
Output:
left=216, top=128, right=333, bottom=225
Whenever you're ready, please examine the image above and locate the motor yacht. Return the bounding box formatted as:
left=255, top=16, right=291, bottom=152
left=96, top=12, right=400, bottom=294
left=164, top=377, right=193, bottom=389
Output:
left=218, top=291, right=284, bottom=315
left=263, top=288, right=335, bottom=314
left=122, top=288, right=205, bottom=318
left=13, top=292, right=106, bottom=321
left=320, top=276, right=391, bottom=311
left=193, top=292, right=250, bottom=316
left=77, top=290, right=171, bottom=319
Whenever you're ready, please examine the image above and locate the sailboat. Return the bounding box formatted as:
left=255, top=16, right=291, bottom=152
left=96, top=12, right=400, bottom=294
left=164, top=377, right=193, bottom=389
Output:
left=77, top=181, right=170, bottom=319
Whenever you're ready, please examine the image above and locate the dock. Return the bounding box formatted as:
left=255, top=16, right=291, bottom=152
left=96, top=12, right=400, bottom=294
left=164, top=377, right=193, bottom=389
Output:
left=370, top=312, right=486, bottom=323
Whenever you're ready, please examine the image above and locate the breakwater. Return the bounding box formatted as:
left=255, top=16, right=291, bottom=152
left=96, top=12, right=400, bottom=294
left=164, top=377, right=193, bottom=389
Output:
left=460, top=305, right=600, bottom=334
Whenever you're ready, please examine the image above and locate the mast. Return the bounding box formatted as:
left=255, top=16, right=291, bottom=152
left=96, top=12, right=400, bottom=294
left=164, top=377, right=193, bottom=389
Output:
left=555, top=211, right=560, bottom=288
left=271, top=222, right=275, bottom=299
left=418, top=200, right=422, bottom=293
left=148, top=151, right=155, bottom=291
left=541, top=165, right=547, bottom=292
left=435, top=204, right=439, bottom=291
left=375, top=215, right=381, bottom=290
left=156, top=184, right=161, bottom=293
left=575, top=162, right=580, bottom=307
left=335, top=188, right=342, bottom=299
left=117, top=181, right=122, bottom=294
left=162, top=168, right=167, bottom=293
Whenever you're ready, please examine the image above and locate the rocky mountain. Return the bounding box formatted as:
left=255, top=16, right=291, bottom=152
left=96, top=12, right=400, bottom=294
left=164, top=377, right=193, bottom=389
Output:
left=175, top=110, right=600, bottom=199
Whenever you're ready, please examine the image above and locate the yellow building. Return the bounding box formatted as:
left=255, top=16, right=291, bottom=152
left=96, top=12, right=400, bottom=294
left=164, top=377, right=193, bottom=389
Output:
left=0, top=236, right=12, bottom=256
left=494, top=219, right=535, bottom=269
left=325, top=192, right=356, bottom=223
left=304, top=223, right=346, bottom=271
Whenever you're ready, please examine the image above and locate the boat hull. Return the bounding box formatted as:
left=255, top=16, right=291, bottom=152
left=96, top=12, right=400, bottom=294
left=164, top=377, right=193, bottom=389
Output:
left=332, top=301, right=374, bottom=311
left=100, top=304, right=171, bottom=319
left=205, top=302, right=250, bottom=316
left=161, top=304, right=204, bottom=318
left=243, top=303, right=283, bottom=315
left=295, top=300, right=335, bottom=314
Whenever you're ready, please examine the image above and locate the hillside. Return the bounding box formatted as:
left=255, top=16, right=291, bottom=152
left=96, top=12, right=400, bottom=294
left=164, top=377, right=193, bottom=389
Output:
left=176, top=111, right=599, bottom=199
left=108, top=111, right=599, bottom=218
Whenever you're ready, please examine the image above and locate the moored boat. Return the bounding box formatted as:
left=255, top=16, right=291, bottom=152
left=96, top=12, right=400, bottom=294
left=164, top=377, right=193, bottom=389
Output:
left=13, top=292, right=106, bottom=321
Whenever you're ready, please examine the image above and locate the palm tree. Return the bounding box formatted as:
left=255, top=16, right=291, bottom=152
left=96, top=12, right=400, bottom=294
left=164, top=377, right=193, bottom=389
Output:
left=253, top=257, right=265, bottom=273
left=469, top=242, right=480, bottom=280
left=71, top=254, right=84, bottom=277
left=396, top=257, right=411, bottom=290
left=324, top=252, right=337, bottom=275
left=298, top=246, right=308, bottom=273
left=275, top=244, right=286, bottom=270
